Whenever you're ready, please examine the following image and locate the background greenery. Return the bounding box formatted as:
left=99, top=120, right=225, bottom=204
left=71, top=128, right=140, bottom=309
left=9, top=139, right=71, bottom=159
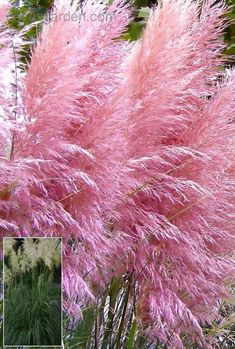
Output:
left=7, top=0, right=235, bottom=54
left=3, top=238, right=62, bottom=346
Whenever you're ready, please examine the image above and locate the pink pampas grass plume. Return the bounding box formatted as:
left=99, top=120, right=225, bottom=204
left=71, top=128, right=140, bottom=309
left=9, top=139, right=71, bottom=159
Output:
left=0, top=0, right=131, bottom=317
left=0, top=1, right=10, bottom=23
left=105, top=0, right=235, bottom=347
left=0, top=0, right=15, bottom=156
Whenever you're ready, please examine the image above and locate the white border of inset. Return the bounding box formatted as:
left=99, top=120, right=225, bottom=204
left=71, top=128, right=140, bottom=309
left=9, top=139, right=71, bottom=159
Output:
left=3, top=236, right=63, bottom=347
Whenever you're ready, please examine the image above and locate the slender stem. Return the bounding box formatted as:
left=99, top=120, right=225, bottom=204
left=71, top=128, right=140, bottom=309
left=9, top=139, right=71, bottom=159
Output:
left=9, top=33, right=18, bottom=161
left=115, top=274, right=132, bottom=349
left=101, top=278, right=120, bottom=349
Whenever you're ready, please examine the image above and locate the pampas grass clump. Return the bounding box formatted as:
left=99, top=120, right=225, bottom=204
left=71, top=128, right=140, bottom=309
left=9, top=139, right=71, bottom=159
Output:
left=0, top=0, right=234, bottom=347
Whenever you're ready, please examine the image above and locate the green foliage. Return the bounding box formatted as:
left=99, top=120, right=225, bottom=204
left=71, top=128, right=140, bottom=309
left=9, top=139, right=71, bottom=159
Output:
left=8, top=0, right=52, bottom=31
left=7, top=0, right=53, bottom=63
left=7, top=0, right=234, bottom=57
left=63, top=275, right=235, bottom=349
left=224, top=0, right=235, bottom=56
left=65, top=307, right=95, bottom=348
left=3, top=238, right=62, bottom=346
left=4, top=282, right=61, bottom=345
left=63, top=275, right=152, bottom=349
left=126, top=319, right=137, bottom=349
left=122, top=4, right=149, bottom=41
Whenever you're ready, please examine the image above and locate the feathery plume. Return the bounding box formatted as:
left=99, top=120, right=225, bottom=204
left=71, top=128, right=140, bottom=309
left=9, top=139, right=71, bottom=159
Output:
left=105, top=1, right=235, bottom=347
left=0, top=0, right=131, bottom=316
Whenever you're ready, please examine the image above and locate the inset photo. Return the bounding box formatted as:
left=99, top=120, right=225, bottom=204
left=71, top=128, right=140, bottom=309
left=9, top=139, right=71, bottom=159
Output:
left=3, top=237, right=62, bottom=346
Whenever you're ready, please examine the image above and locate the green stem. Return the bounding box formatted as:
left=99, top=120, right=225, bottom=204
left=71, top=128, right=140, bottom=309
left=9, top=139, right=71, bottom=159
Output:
left=101, top=277, right=120, bottom=349
left=115, top=274, right=132, bottom=349
left=127, top=319, right=137, bottom=349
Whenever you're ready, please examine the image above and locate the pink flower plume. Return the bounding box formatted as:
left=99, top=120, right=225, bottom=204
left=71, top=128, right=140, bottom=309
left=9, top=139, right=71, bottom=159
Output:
left=104, top=0, right=235, bottom=346
left=0, top=0, right=132, bottom=317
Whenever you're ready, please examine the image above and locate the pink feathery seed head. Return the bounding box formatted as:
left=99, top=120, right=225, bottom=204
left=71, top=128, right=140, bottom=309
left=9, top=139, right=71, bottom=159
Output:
left=21, top=0, right=131, bottom=155
left=104, top=0, right=235, bottom=347
left=0, top=1, right=10, bottom=23
left=16, top=0, right=132, bottom=231
left=0, top=18, right=38, bottom=157
left=17, top=0, right=131, bottom=221
left=0, top=1, right=13, bottom=120
left=121, top=0, right=227, bottom=159
left=0, top=0, right=132, bottom=317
